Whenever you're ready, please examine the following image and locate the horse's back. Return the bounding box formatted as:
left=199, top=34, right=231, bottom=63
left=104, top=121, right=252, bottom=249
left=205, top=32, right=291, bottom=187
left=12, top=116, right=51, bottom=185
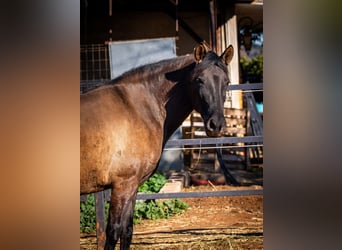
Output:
left=80, top=85, right=164, bottom=194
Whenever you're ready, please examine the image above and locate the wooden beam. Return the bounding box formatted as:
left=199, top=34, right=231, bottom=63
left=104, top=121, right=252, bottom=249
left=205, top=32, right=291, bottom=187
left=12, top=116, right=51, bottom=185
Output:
left=209, top=0, right=217, bottom=52
left=95, top=192, right=106, bottom=250
left=165, top=10, right=205, bottom=44
left=222, top=5, right=242, bottom=109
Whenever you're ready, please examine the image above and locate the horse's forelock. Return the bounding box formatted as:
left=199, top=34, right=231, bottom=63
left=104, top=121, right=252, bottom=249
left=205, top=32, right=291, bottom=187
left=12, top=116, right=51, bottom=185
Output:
left=197, top=51, right=227, bottom=73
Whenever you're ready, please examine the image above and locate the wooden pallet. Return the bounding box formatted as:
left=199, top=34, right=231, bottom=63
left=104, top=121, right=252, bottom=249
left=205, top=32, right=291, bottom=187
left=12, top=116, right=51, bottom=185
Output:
left=182, top=107, right=251, bottom=173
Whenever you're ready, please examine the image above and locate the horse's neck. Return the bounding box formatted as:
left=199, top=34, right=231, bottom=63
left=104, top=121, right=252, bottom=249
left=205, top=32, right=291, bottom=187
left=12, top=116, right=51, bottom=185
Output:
left=161, top=58, right=195, bottom=144
left=111, top=55, right=195, bottom=145
left=162, top=85, right=193, bottom=144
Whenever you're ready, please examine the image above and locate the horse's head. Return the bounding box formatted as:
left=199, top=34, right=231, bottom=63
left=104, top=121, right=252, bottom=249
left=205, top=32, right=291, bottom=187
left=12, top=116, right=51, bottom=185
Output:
left=190, top=43, right=234, bottom=137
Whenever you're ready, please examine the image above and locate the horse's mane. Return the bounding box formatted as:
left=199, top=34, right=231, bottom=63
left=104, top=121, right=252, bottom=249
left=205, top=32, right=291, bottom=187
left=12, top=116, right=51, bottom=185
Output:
left=108, top=55, right=194, bottom=86
left=82, top=51, right=226, bottom=94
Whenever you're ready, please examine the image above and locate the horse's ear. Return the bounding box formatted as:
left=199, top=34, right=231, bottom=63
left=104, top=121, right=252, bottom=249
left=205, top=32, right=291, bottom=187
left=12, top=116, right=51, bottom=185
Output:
left=194, top=43, right=209, bottom=62
left=220, top=45, right=234, bottom=65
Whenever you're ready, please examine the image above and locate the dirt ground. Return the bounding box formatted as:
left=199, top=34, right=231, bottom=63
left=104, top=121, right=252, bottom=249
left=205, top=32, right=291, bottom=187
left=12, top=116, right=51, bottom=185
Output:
left=80, top=185, right=263, bottom=250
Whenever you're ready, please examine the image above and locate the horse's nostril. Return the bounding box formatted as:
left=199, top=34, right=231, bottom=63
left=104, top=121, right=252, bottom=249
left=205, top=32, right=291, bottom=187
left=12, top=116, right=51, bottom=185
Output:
left=207, top=117, right=224, bottom=134
left=207, top=118, right=217, bottom=131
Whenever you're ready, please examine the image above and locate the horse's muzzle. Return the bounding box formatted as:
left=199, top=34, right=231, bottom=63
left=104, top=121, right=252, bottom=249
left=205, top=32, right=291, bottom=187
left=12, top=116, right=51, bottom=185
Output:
left=205, top=116, right=226, bottom=137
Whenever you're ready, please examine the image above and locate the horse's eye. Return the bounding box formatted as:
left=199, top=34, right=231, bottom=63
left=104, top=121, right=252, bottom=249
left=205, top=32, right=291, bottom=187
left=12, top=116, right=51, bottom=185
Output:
left=196, top=78, right=203, bottom=84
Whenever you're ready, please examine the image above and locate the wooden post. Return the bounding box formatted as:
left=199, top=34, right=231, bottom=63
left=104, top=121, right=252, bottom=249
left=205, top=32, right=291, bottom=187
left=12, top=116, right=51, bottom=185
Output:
left=95, top=191, right=106, bottom=250
left=226, top=15, right=242, bottom=109
left=209, top=0, right=217, bottom=52
left=220, top=4, right=242, bottom=109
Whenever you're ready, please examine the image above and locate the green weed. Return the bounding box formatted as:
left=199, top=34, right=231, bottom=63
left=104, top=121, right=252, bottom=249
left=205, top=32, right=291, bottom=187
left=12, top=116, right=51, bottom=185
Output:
left=80, top=172, right=188, bottom=232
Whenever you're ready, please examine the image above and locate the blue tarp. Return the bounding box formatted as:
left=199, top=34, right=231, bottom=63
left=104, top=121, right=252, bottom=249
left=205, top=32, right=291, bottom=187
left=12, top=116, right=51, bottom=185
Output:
left=108, top=37, right=176, bottom=79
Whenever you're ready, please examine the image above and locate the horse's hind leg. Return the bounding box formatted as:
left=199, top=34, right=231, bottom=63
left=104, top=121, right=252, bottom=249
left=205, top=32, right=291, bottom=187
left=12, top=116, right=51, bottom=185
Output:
left=104, top=186, right=137, bottom=250
left=104, top=195, right=121, bottom=250
left=119, top=193, right=137, bottom=250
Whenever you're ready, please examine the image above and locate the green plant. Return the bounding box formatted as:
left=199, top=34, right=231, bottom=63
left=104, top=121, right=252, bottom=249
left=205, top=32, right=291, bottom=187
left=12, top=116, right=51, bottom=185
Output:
left=80, top=172, right=189, bottom=232
left=80, top=194, right=110, bottom=233
left=133, top=199, right=189, bottom=224
left=137, top=172, right=167, bottom=193
left=240, top=54, right=263, bottom=82
left=134, top=172, right=188, bottom=224
left=80, top=194, right=95, bottom=233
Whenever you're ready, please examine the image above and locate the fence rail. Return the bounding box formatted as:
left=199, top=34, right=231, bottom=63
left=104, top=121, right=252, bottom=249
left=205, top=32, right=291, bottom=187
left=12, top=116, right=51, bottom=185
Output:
left=165, top=135, right=263, bottom=148
left=226, top=83, right=263, bottom=91
left=81, top=81, right=263, bottom=94
left=81, top=188, right=263, bottom=202
left=138, top=189, right=263, bottom=200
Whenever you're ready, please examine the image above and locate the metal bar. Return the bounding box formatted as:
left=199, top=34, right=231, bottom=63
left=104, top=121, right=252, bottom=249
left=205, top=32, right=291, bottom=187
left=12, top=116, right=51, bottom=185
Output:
left=80, top=82, right=263, bottom=92
left=81, top=189, right=263, bottom=203
left=80, top=82, right=263, bottom=93
left=245, top=92, right=263, bottom=136
left=227, top=83, right=263, bottom=91
left=80, top=81, right=263, bottom=93
left=165, top=135, right=263, bottom=148
left=136, top=189, right=263, bottom=200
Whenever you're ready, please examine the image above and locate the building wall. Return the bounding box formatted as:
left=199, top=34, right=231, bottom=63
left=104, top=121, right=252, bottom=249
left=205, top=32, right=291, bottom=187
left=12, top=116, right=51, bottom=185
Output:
left=81, top=2, right=210, bottom=55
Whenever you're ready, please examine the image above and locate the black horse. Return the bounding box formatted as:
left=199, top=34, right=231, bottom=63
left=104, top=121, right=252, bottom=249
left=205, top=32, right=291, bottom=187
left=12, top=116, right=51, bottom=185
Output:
left=81, top=43, right=234, bottom=250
